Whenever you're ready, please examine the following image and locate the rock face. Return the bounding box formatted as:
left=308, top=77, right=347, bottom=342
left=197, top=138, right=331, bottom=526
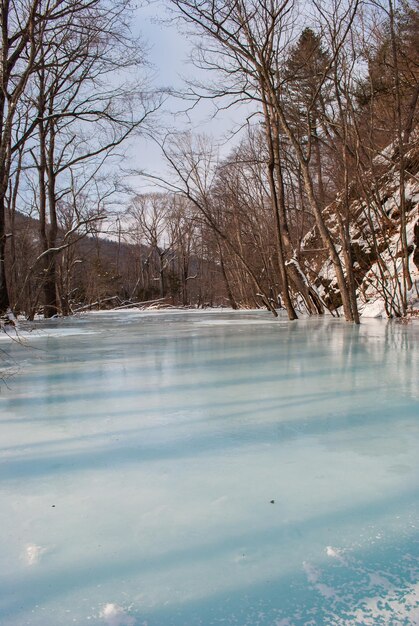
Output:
left=303, top=140, right=419, bottom=318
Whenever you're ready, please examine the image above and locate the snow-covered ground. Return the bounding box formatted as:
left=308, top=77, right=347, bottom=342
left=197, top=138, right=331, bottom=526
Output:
left=0, top=310, right=418, bottom=625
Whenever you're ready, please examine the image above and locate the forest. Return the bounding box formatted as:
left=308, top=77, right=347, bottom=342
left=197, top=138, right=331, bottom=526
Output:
left=0, top=0, right=418, bottom=324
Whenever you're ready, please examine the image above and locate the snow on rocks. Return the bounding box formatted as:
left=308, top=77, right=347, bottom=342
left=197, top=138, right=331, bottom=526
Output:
left=303, top=139, right=419, bottom=318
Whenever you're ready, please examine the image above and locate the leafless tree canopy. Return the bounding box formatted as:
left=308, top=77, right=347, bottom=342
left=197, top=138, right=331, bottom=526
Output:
left=1, top=0, right=418, bottom=322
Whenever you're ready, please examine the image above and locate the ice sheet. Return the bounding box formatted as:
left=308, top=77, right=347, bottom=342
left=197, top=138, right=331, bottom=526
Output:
left=0, top=310, right=418, bottom=625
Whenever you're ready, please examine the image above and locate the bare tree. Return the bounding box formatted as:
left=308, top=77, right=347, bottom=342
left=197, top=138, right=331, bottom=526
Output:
left=0, top=0, right=98, bottom=312
left=1, top=0, right=157, bottom=316
left=167, top=0, right=362, bottom=321
left=128, top=193, right=175, bottom=299
left=149, top=132, right=281, bottom=315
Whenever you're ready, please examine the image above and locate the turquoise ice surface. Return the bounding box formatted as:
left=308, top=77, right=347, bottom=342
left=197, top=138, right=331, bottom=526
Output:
left=0, top=310, right=418, bottom=625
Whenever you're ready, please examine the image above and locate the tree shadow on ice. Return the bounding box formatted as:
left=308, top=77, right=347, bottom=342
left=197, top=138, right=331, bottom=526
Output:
left=0, top=382, right=373, bottom=426
left=0, top=389, right=341, bottom=447
left=2, top=316, right=396, bottom=398
left=1, top=487, right=418, bottom=624
left=1, top=359, right=379, bottom=413
left=0, top=398, right=417, bottom=483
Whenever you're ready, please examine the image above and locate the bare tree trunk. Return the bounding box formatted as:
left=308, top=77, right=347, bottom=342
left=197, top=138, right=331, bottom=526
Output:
left=272, top=118, right=324, bottom=315
left=388, top=0, right=412, bottom=313
left=217, top=238, right=238, bottom=309
left=261, top=90, right=298, bottom=320
left=269, top=95, right=355, bottom=321
left=0, top=195, right=10, bottom=312
left=44, top=114, right=59, bottom=317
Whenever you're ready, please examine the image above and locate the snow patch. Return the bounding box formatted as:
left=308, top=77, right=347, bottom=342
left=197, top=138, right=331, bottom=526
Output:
left=354, top=580, right=419, bottom=625
left=300, top=547, right=419, bottom=625
left=325, top=545, right=345, bottom=562
left=25, top=543, right=47, bottom=565
left=302, top=561, right=339, bottom=600
left=368, top=572, right=393, bottom=591
left=0, top=327, right=98, bottom=342
left=194, top=318, right=284, bottom=326
left=100, top=603, right=136, bottom=626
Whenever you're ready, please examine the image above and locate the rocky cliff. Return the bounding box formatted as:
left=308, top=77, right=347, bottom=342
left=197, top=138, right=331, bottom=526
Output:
left=303, top=139, right=419, bottom=318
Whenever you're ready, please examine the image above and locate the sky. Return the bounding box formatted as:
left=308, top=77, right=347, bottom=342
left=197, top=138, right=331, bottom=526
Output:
left=126, top=1, right=254, bottom=190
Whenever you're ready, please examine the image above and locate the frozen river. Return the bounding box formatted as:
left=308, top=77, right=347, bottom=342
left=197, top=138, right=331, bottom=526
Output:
left=0, top=310, right=419, bottom=625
